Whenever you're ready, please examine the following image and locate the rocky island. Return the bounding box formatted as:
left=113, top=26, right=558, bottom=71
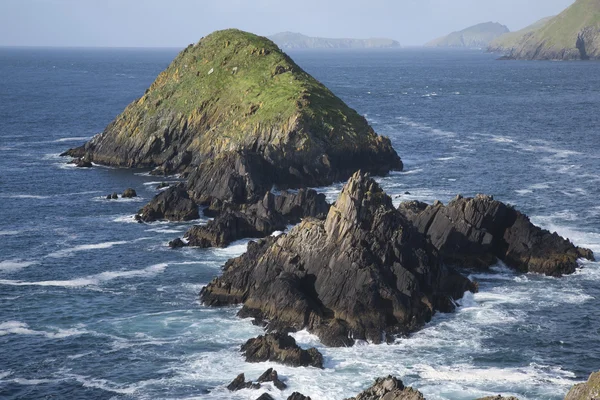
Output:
left=425, top=22, right=509, bottom=48
left=269, top=32, right=401, bottom=50
left=488, top=0, right=600, bottom=60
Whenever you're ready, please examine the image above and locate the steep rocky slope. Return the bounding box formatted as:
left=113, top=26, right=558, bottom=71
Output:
left=492, top=0, right=600, bottom=60
left=63, top=29, right=402, bottom=189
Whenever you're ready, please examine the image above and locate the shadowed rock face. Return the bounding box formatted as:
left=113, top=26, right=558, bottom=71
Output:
left=183, top=189, right=330, bottom=248
left=398, top=195, right=594, bottom=277
left=345, top=376, right=425, bottom=400
left=135, top=185, right=199, bottom=222
left=201, top=172, right=476, bottom=346
left=565, top=371, right=600, bottom=400
left=241, top=332, right=323, bottom=368
left=63, top=29, right=402, bottom=191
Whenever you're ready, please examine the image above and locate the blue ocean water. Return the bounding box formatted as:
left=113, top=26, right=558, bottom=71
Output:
left=0, top=47, right=599, bottom=400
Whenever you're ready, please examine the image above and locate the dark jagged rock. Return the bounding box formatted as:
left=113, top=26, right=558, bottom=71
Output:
left=398, top=195, right=595, bottom=277
left=240, top=332, right=324, bottom=368
left=201, top=172, right=475, bottom=346
left=565, top=371, right=600, bottom=400
left=168, top=238, right=186, bottom=249
left=477, top=396, right=520, bottom=400
left=121, top=188, right=137, bottom=198
left=345, top=376, right=425, bottom=400
left=183, top=189, right=330, bottom=248
left=256, top=394, right=275, bottom=400
left=69, top=157, right=92, bottom=168
left=62, top=29, right=401, bottom=197
left=106, top=192, right=119, bottom=200
left=257, top=368, right=287, bottom=390
left=227, top=373, right=260, bottom=391
left=135, top=185, right=199, bottom=223
left=288, top=393, right=312, bottom=400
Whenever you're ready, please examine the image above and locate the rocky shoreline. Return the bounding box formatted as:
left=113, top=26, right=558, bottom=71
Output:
left=60, top=28, right=598, bottom=399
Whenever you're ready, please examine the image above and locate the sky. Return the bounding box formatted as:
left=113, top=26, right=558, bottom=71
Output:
left=0, top=0, right=576, bottom=48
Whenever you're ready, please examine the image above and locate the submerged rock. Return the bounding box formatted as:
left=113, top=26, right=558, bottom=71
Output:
left=135, top=185, right=199, bottom=222
left=62, top=29, right=401, bottom=192
left=69, top=157, right=92, bottom=168
left=121, top=188, right=137, bottom=198
left=564, top=371, right=600, bottom=400
left=398, top=195, right=594, bottom=277
left=345, top=376, right=425, bottom=400
left=183, top=189, right=330, bottom=248
left=241, top=332, right=323, bottom=368
left=201, top=172, right=475, bottom=346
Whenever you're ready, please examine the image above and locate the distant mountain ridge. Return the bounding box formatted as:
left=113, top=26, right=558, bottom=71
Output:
left=268, top=32, right=401, bottom=50
left=426, top=22, right=510, bottom=48
left=488, top=0, right=600, bottom=60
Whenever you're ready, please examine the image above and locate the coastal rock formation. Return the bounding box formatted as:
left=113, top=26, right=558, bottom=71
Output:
left=69, top=157, right=92, bottom=168
left=241, top=332, right=324, bottom=368
left=182, top=189, right=329, bottom=248
left=488, top=0, right=600, bottom=60
left=62, top=29, right=402, bottom=191
left=201, top=172, right=476, bottom=346
left=257, top=368, right=287, bottom=390
left=256, top=394, right=274, bottom=400
left=287, top=393, right=311, bottom=400
left=345, top=376, right=425, bottom=400
left=121, top=188, right=137, bottom=198
left=135, top=185, right=199, bottom=222
left=426, top=22, right=509, bottom=48
left=398, top=195, right=594, bottom=276
left=565, top=371, right=600, bottom=400
left=269, top=32, right=401, bottom=50
left=227, top=373, right=260, bottom=391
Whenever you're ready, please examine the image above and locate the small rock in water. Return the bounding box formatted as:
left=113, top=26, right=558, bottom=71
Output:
left=257, top=368, right=287, bottom=390
left=287, top=393, right=311, bottom=400
left=226, top=373, right=260, bottom=391
left=106, top=192, right=119, bottom=200
left=121, top=188, right=137, bottom=198
left=256, top=394, right=274, bottom=400
left=168, top=238, right=186, bottom=249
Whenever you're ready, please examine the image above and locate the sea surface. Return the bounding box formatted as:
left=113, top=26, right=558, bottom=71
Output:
left=0, top=47, right=599, bottom=400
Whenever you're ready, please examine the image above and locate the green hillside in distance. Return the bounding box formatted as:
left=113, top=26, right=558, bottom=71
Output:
left=491, top=0, right=600, bottom=60
left=425, top=22, right=510, bottom=48
left=269, top=32, right=401, bottom=50
left=488, top=17, right=555, bottom=52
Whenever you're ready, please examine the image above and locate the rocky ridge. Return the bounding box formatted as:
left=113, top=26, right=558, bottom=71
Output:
left=201, top=171, right=476, bottom=346
left=398, top=195, right=594, bottom=277
left=426, top=22, right=509, bottom=48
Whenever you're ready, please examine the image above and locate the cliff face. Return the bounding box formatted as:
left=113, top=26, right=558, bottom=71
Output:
left=269, top=32, right=401, bottom=50
left=491, top=0, right=600, bottom=60
left=425, top=22, right=510, bottom=48
left=64, top=29, right=401, bottom=186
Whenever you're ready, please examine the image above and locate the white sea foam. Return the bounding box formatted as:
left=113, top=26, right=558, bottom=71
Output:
left=0, top=263, right=168, bottom=288
left=0, top=321, right=90, bottom=338
left=112, top=214, right=137, bottom=223
left=53, top=137, right=90, bottom=143
left=0, top=230, right=20, bottom=236
left=3, top=194, right=50, bottom=199
left=0, top=260, right=37, bottom=273
left=47, top=240, right=130, bottom=258
left=0, top=371, right=12, bottom=380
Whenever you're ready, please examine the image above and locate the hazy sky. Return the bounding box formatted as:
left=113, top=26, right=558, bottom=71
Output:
left=0, top=0, right=576, bottom=47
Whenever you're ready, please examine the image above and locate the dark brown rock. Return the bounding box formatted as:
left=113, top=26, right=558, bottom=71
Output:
left=201, top=172, right=475, bottom=346
left=256, top=394, right=275, bottom=400
left=183, top=189, right=330, bottom=248
left=257, top=368, right=287, bottom=390
left=398, top=195, right=595, bottom=277
left=107, top=192, right=119, bottom=200
left=135, top=185, right=199, bottom=223
left=168, top=238, right=186, bottom=249
left=226, top=373, right=260, bottom=391
left=241, top=332, right=324, bottom=368
left=288, top=393, right=312, bottom=400
left=69, top=157, right=92, bottom=168
left=345, top=376, right=425, bottom=400
left=121, top=188, right=137, bottom=198
left=156, top=182, right=171, bottom=190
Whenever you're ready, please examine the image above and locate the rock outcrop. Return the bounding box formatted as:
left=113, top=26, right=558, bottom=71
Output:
left=488, top=0, right=600, bottom=60
left=565, top=371, right=600, bottom=400
left=135, top=185, right=199, bottom=222
left=398, top=195, right=594, bottom=277
left=182, top=189, right=329, bottom=248
left=345, top=376, right=425, bottom=400
left=121, top=188, right=137, bottom=198
left=226, top=369, right=286, bottom=392
left=257, top=368, right=287, bottom=390
left=201, top=172, right=476, bottom=346
left=227, top=373, right=260, bottom=391
left=62, top=29, right=402, bottom=191
left=240, top=332, right=324, bottom=368
left=287, top=393, right=311, bottom=400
